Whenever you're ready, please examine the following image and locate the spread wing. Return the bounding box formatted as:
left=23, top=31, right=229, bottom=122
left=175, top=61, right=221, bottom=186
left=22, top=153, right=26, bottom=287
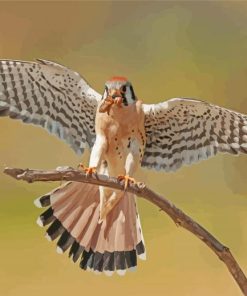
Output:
left=142, top=98, right=247, bottom=172
left=0, top=59, right=102, bottom=154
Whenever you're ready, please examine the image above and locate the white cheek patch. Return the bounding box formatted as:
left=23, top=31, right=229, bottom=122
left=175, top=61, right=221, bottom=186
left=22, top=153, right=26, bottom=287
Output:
left=125, top=86, right=134, bottom=105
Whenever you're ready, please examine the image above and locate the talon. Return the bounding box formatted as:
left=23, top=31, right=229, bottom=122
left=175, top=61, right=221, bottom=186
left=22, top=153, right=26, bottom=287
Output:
left=117, top=175, right=136, bottom=190
left=84, top=167, right=97, bottom=176
left=78, top=164, right=97, bottom=176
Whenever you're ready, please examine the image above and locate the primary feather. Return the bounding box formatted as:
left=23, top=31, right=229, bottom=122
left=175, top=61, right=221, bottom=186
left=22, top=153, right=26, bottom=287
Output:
left=0, top=59, right=101, bottom=154
left=142, top=98, right=247, bottom=172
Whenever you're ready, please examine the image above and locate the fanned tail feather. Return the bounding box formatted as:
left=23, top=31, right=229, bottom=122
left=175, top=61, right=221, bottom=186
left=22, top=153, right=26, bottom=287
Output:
left=34, top=182, right=145, bottom=275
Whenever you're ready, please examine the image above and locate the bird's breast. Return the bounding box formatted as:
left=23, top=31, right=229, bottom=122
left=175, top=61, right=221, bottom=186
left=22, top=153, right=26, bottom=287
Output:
left=95, top=101, right=146, bottom=173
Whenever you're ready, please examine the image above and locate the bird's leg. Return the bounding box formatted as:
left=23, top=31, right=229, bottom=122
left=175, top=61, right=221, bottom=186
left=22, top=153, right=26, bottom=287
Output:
left=117, top=151, right=139, bottom=189
left=98, top=162, right=126, bottom=222
left=78, top=135, right=107, bottom=175
left=99, top=152, right=139, bottom=222
left=99, top=188, right=124, bottom=223
left=99, top=175, right=136, bottom=221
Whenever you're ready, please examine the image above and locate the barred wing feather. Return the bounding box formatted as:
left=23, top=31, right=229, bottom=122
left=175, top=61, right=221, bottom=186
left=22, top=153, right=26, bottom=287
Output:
left=142, top=98, right=247, bottom=172
left=0, top=59, right=101, bottom=154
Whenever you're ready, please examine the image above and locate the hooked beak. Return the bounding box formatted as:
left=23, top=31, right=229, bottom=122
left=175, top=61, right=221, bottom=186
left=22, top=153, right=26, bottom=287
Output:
left=99, top=89, right=123, bottom=114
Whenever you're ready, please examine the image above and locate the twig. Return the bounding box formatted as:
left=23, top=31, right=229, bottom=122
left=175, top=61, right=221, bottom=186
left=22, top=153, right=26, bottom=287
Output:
left=4, top=166, right=247, bottom=295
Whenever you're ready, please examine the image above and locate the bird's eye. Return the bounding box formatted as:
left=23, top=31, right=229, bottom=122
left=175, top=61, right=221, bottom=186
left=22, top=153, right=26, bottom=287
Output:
left=121, top=85, right=126, bottom=93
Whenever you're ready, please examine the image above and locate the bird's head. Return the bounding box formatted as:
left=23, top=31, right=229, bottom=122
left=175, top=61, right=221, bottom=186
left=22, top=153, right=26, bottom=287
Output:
left=99, top=77, right=136, bottom=114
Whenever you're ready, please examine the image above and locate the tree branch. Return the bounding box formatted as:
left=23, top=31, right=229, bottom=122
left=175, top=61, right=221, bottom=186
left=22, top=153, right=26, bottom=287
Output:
left=4, top=166, right=247, bottom=295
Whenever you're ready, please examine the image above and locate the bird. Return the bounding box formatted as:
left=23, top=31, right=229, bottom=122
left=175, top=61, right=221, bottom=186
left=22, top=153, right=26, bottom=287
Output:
left=1, top=59, right=247, bottom=275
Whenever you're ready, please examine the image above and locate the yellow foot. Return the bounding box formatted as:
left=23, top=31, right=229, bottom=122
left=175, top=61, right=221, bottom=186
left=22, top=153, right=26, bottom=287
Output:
left=78, top=164, right=97, bottom=176
left=117, top=175, right=137, bottom=190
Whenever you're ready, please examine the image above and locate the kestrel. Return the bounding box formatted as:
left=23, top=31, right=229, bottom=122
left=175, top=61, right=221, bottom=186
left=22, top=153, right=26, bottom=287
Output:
left=1, top=59, right=247, bottom=275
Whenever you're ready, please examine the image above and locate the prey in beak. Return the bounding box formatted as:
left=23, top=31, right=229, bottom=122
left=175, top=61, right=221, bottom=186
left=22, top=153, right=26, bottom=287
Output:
left=99, top=88, right=124, bottom=115
left=99, top=77, right=136, bottom=115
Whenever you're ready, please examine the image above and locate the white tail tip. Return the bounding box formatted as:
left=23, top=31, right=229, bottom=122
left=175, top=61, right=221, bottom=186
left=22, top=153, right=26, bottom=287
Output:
left=138, top=253, right=146, bottom=260
left=128, top=266, right=137, bottom=272
left=117, top=269, right=126, bottom=276
left=56, top=246, right=64, bottom=254
left=45, top=233, right=52, bottom=241
left=36, top=217, right=44, bottom=227
left=93, top=270, right=102, bottom=275
left=34, top=198, right=42, bottom=208
left=104, top=270, right=113, bottom=277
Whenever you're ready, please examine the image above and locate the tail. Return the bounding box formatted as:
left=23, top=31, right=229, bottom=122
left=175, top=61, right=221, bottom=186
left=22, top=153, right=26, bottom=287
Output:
left=34, top=182, right=145, bottom=275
